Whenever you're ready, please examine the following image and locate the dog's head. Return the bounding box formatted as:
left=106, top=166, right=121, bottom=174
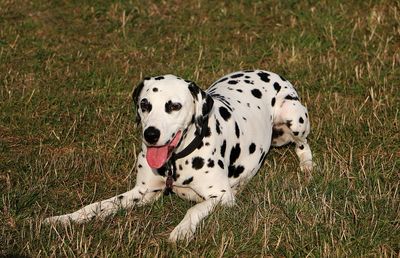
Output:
left=132, top=75, right=213, bottom=169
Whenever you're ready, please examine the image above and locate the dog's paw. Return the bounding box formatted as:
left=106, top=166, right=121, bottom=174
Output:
left=300, top=160, right=314, bottom=172
left=43, top=215, right=71, bottom=225
left=168, top=223, right=195, bottom=243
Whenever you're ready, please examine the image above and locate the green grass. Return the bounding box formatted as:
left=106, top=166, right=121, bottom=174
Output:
left=1, top=0, right=399, bottom=256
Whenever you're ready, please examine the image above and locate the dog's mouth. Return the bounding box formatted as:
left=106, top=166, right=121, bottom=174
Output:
left=146, top=131, right=182, bottom=169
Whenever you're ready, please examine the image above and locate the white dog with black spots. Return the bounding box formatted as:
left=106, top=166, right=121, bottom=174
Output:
left=44, top=70, right=313, bottom=242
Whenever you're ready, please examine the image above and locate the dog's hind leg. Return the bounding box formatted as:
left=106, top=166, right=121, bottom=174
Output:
left=272, top=99, right=313, bottom=172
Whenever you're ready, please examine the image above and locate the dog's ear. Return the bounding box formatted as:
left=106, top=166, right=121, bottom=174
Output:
left=188, top=82, right=214, bottom=134
left=132, top=80, right=145, bottom=124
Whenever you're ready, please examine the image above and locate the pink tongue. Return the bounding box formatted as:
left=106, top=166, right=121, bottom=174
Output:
left=146, top=131, right=182, bottom=169
left=146, top=146, right=169, bottom=169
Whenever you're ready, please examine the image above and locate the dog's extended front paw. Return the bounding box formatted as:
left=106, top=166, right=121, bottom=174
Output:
left=300, top=160, right=314, bottom=172
left=43, top=215, right=72, bottom=225
left=168, top=222, right=195, bottom=242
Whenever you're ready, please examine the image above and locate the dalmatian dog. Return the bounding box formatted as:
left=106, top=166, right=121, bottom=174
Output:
left=44, top=70, right=313, bottom=242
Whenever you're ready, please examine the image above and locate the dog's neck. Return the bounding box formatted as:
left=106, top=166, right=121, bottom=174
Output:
left=173, top=117, right=209, bottom=160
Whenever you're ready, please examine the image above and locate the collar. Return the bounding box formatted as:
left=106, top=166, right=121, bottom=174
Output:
left=174, top=117, right=209, bottom=159
left=164, top=116, right=209, bottom=195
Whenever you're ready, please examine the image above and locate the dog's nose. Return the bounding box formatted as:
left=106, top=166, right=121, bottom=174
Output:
left=144, top=126, right=160, bottom=144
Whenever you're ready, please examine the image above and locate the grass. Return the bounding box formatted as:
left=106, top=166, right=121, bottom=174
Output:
left=1, top=0, right=399, bottom=256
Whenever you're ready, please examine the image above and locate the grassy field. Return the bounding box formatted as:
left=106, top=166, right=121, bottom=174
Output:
left=1, top=0, right=399, bottom=256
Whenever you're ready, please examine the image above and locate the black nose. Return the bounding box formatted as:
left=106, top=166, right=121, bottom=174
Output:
left=144, top=126, right=160, bottom=144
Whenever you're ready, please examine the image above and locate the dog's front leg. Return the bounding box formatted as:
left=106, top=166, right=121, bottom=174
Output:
left=168, top=198, right=217, bottom=242
left=44, top=185, right=162, bottom=225
left=44, top=152, right=164, bottom=225
left=168, top=190, right=235, bottom=242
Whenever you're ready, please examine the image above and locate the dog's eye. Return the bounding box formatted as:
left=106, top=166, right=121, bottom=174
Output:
left=140, top=99, right=152, bottom=112
left=165, top=101, right=182, bottom=113
left=171, top=103, right=182, bottom=111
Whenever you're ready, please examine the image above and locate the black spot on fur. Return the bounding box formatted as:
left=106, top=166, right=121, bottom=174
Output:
left=138, top=164, right=143, bottom=168
left=271, top=97, right=276, bottom=106
left=188, top=82, right=200, bottom=100
left=299, top=145, right=304, bottom=150
left=273, top=82, right=281, bottom=92
left=192, top=157, right=204, bottom=170
left=221, top=189, right=226, bottom=192
left=259, top=152, right=267, bottom=165
left=182, top=177, right=193, bottom=185
left=219, top=106, right=231, bottom=121
left=251, top=89, right=262, bottom=99
left=220, top=140, right=226, bottom=157
left=229, top=143, right=241, bottom=165
left=299, top=117, right=304, bottom=124
left=202, top=95, right=214, bottom=116
left=118, top=195, right=124, bottom=200
left=235, top=122, right=240, bottom=138
left=228, top=80, right=238, bottom=85
left=216, top=77, right=228, bottom=84
left=244, top=80, right=254, bottom=84
left=155, top=76, right=164, bottom=80
left=286, top=120, right=292, bottom=128
left=305, top=113, right=308, bottom=118
left=272, top=128, right=284, bottom=139
left=218, top=160, right=224, bottom=169
left=279, top=75, right=287, bottom=81
left=231, top=73, right=244, bottom=78
left=215, top=119, right=221, bottom=134
left=293, top=131, right=299, bottom=136
left=152, top=87, right=158, bottom=92
left=249, top=143, right=256, bottom=154
left=228, top=165, right=245, bottom=178
left=285, top=95, right=299, bottom=101
left=257, top=71, right=270, bottom=82
left=236, top=89, right=243, bottom=92
left=207, top=159, right=215, bottom=168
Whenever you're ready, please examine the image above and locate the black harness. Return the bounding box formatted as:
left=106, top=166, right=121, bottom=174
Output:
left=163, top=117, right=209, bottom=195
